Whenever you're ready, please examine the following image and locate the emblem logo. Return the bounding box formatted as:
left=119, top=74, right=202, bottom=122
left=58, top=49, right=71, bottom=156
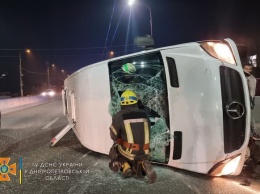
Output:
left=226, top=101, right=245, bottom=119
left=0, top=158, right=16, bottom=181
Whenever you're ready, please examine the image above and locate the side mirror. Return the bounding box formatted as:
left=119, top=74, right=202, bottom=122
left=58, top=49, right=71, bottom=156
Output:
left=134, top=36, right=155, bottom=50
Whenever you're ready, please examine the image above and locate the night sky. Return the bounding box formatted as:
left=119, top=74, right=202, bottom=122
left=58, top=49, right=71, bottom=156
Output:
left=1, top=0, right=260, bottom=95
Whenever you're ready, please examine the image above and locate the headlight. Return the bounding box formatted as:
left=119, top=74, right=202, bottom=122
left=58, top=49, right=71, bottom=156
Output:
left=42, top=92, right=46, bottom=96
left=221, top=155, right=241, bottom=175
left=49, top=91, right=55, bottom=96
left=200, top=41, right=236, bottom=65
left=208, top=155, right=241, bottom=176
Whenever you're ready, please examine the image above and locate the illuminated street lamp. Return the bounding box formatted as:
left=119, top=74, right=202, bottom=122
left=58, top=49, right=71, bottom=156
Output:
left=128, top=0, right=135, bottom=5
left=128, top=0, right=153, bottom=37
left=50, top=64, right=67, bottom=90
left=50, top=64, right=57, bottom=87
left=109, top=51, right=114, bottom=58
left=46, top=63, right=60, bottom=88
left=19, top=49, right=31, bottom=97
left=58, top=69, right=65, bottom=89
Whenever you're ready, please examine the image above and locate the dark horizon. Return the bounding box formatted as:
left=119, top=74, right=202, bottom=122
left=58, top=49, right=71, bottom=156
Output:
left=1, top=0, right=260, bottom=95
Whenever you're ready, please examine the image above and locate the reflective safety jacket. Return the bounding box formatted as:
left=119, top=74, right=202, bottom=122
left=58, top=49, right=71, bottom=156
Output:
left=110, top=104, right=151, bottom=160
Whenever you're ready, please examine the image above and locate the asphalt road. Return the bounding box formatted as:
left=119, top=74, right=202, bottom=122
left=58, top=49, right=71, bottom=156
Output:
left=0, top=100, right=260, bottom=194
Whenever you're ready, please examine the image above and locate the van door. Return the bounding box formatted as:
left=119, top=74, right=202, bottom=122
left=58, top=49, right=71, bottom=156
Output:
left=108, top=52, right=170, bottom=163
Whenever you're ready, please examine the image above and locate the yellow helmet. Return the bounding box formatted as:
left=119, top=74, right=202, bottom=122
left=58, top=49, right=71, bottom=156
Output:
left=120, top=90, right=138, bottom=105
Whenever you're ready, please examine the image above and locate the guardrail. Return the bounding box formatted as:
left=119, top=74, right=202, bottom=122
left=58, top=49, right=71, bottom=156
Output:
left=0, top=95, right=47, bottom=110
left=0, top=94, right=61, bottom=128
left=0, top=94, right=61, bottom=114
left=0, top=92, right=11, bottom=99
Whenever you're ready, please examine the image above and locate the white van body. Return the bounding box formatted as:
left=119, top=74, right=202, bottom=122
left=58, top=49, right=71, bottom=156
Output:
left=62, top=38, right=250, bottom=176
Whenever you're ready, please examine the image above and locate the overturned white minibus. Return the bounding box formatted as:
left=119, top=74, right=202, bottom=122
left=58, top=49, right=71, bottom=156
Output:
left=55, top=38, right=250, bottom=176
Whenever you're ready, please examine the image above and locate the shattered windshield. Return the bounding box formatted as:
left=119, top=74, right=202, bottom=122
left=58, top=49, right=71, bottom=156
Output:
left=108, top=52, right=170, bottom=162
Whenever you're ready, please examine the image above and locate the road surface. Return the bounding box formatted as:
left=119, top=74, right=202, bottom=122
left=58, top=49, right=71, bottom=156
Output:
left=0, top=100, right=260, bottom=194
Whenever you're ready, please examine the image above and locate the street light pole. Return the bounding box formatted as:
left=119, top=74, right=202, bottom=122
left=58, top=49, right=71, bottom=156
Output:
left=46, top=61, right=50, bottom=87
left=19, top=49, right=30, bottom=97
left=140, top=3, right=152, bottom=37
left=19, top=52, right=23, bottom=97
left=51, top=64, right=66, bottom=91
left=128, top=1, right=153, bottom=37
left=58, top=72, right=60, bottom=90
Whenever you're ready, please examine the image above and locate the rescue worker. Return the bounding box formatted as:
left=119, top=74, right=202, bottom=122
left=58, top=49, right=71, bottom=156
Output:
left=109, top=90, right=157, bottom=183
left=243, top=63, right=260, bottom=167
left=243, top=63, right=260, bottom=140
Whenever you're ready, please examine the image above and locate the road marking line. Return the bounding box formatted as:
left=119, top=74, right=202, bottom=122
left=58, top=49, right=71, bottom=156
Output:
left=42, top=117, right=59, bottom=129
left=83, top=151, right=92, bottom=157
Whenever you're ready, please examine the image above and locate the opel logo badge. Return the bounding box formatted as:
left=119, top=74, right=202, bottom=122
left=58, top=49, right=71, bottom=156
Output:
left=226, top=101, right=245, bottom=119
